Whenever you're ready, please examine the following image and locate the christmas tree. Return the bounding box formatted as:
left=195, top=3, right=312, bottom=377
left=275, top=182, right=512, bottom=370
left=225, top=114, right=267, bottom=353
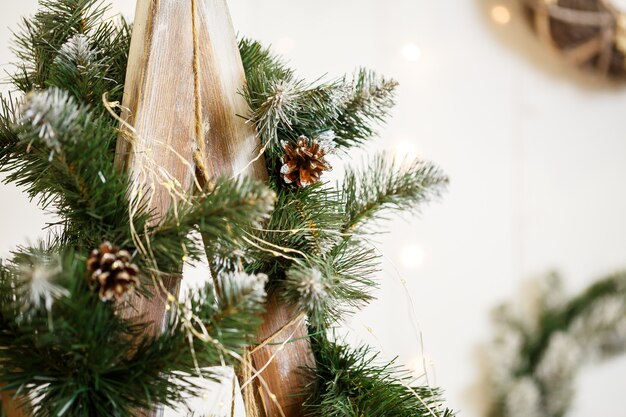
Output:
left=0, top=1, right=453, bottom=416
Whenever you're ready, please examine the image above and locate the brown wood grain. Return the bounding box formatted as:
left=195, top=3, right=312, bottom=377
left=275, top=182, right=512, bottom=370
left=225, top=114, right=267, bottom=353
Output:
left=0, top=384, right=28, bottom=417
left=251, top=294, right=315, bottom=417
left=116, top=1, right=314, bottom=416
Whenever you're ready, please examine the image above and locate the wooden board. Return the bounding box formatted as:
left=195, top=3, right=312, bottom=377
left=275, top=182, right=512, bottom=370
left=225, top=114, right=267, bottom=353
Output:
left=251, top=295, right=315, bottom=417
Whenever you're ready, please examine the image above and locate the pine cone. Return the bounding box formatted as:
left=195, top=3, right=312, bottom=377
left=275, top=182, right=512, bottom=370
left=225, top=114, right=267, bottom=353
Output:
left=280, top=136, right=331, bottom=187
left=86, top=241, right=140, bottom=302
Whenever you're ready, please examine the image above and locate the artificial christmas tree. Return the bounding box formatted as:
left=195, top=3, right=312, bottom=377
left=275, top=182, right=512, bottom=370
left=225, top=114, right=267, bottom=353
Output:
left=0, top=1, right=453, bottom=416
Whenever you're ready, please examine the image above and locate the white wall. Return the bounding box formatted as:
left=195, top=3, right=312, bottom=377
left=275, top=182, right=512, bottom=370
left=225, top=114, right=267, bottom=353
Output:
left=2, top=1, right=626, bottom=416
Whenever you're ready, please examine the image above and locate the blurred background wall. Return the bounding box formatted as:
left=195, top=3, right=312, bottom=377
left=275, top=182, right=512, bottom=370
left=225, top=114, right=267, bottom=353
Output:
left=2, top=1, right=626, bottom=416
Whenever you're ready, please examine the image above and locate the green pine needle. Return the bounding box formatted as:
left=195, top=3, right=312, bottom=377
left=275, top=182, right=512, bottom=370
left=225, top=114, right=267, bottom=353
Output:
left=305, top=337, right=455, bottom=417
left=342, top=153, right=449, bottom=232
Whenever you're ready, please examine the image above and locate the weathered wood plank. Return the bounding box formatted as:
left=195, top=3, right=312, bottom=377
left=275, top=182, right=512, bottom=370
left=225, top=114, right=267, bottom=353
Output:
left=252, top=295, right=315, bottom=417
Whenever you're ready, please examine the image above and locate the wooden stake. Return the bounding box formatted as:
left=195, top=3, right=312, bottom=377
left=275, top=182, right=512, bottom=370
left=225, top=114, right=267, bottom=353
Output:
left=116, top=1, right=314, bottom=416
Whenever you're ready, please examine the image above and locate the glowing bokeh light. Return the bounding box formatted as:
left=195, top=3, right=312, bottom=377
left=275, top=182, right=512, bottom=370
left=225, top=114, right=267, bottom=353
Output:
left=394, top=139, right=420, bottom=161
left=400, top=243, right=425, bottom=270
left=401, top=43, right=422, bottom=62
left=491, top=5, right=511, bottom=25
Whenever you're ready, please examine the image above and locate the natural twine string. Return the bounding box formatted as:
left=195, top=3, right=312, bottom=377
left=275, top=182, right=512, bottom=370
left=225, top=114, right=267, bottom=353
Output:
left=240, top=351, right=263, bottom=417
left=191, top=0, right=211, bottom=186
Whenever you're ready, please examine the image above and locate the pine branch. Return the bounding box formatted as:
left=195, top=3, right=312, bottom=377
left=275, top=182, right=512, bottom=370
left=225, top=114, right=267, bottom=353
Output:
left=0, top=250, right=167, bottom=416
left=47, top=20, right=131, bottom=112
left=342, top=153, right=448, bottom=232
left=0, top=250, right=268, bottom=417
left=305, top=338, right=454, bottom=417
left=186, top=271, right=268, bottom=359
left=239, top=37, right=346, bottom=166
left=0, top=2, right=456, bottom=413
left=0, top=89, right=142, bottom=251
left=487, top=272, right=626, bottom=417
left=324, top=239, right=378, bottom=319
left=281, top=239, right=378, bottom=327
left=9, top=0, right=114, bottom=93
left=332, top=69, right=398, bottom=148
left=239, top=40, right=398, bottom=151
left=239, top=37, right=292, bottom=87
left=520, top=273, right=626, bottom=375
left=151, top=177, right=275, bottom=272
left=243, top=68, right=344, bottom=153
left=246, top=184, right=344, bottom=278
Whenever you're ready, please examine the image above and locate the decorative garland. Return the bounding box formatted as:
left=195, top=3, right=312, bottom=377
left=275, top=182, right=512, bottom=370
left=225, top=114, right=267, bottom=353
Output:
left=485, top=272, right=626, bottom=417
left=521, top=0, right=626, bottom=78
left=0, top=1, right=453, bottom=416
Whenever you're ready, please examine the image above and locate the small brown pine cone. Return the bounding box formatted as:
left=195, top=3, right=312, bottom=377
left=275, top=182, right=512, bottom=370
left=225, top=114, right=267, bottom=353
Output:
left=86, top=241, right=140, bottom=302
left=280, top=136, right=331, bottom=187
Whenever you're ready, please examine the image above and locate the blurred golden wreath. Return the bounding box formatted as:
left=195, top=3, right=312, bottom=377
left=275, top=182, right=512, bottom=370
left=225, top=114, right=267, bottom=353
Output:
left=521, top=0, right=626, bottom=78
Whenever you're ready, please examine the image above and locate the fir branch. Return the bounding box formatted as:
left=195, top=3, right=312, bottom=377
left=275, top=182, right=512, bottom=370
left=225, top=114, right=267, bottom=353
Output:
left=18, top=87, right=82, bottom=153
left=0, top=89, right=142, bottom=251
left=9, top=0, right=112, bottom=92
left=486, top=272, right=626, bottom=417
left=323, top=239, right=378, bottom=320
left=46, top=17, right=131, bottom=112
left=48, top=34, right=112, bottom=107
left=520, top=273, right=626, bottom=375
left=243, top=71, right=344, bottom=152
left=0, top=250, right=268, bottom=417
left=247, top=183, right=344, bottom=278
left=151, top=177, right=275, bottom=272
left=0, top=250, right=174, bottom=417
left=81, top=16, right=131, bottom=103
left=284, top=265, right=329, bottom=325
left=186, top=271, right=268, bottom=359
left=305, top=338, right=454, bottom=417
left=332, top=69, right=399, bottom=148
left=0, top=93, right=21, bottom=157
left=239, top=38, right=346, bottom=162
left=239, top=37, right=292, bottom=87
left=342, top=153, right=448, bottom=232
left=239, top=40, right=398, bottom=151
left=282, top=239, right=378, bottom=327
left=0, top=2, right=456, bottom=413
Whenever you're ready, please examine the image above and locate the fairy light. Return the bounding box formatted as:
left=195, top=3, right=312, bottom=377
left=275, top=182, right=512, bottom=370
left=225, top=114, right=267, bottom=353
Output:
left=491, top=5, right=512, bottom=25
left=408, top=355, right=425, bottom=374
left=274, top=37, right=296, bottom=54
left=400, top=243, right=425, bottom=270
left=401, top=43, right=422, bottom=62
left=407, top=354, right=435, bottom=380
left=394, top=138, right=421, bottom=160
